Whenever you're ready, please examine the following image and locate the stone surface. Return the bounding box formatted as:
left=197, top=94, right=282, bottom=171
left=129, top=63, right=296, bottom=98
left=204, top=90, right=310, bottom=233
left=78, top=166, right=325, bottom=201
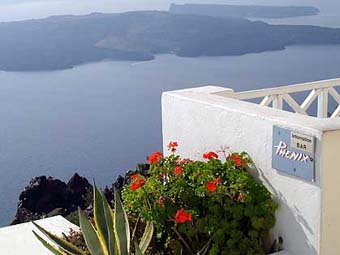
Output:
left=0, top=216, right=79, bottom=255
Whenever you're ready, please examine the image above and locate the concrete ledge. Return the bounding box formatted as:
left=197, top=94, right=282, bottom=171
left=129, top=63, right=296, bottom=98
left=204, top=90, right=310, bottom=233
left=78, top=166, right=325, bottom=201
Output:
left=163, top=87, right=340, bottom=132
left=0, top=216, right=79, bottom=255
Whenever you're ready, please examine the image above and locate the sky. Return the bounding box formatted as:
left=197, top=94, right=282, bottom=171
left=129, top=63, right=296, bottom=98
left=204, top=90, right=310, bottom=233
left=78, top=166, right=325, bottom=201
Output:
left=0, top=0, right=337, bottom=22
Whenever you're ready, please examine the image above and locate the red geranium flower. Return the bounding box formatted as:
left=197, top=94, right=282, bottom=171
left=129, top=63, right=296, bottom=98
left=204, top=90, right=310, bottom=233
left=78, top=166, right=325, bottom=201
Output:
left=229, top=153, right=242, bottom=167
left=167, top=141, right=178, bottom=150
left=175, top=208, right=192, bottom=223
left=147, top=151, right=163, bottom=164
left=207, top=181, right=217, bottom=192
left=130, top=174, right=139, bottom=180
left=203, top=151, right=218, bottom=160
left=173, top=166, right=183, bottom=176
left=206, top=177, right=221, bottom=192
left=214, top=177, right=221, bottom=185
left=130, top=178, right=145, bottom=191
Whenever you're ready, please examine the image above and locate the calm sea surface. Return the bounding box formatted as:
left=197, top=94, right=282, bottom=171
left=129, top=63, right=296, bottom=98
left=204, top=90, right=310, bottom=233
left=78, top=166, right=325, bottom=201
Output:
left=1, top=1, right=340, bottom=226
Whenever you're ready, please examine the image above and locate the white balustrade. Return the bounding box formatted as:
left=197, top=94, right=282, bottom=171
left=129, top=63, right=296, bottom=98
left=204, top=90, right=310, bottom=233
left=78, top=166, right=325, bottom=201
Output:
left=226, top=78, right=340, bottom=118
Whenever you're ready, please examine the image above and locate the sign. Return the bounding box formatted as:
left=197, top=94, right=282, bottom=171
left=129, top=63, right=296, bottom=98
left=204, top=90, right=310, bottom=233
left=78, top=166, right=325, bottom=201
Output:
left=290, top=132, right=314, bottom=154
left=272, top=126, right=315, bottom=182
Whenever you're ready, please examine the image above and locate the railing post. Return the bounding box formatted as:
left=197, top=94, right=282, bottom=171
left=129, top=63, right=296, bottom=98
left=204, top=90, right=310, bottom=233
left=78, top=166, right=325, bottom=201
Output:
left=272, top=95, right=283, bottom=110
left=318, top=88, right=329, bottom=118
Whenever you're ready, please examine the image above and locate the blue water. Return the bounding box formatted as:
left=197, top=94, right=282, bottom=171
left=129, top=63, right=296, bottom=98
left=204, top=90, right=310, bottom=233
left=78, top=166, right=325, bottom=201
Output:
left=1, top=0, right=340, bottom=226
left=1, top=46, right=340, bottom=226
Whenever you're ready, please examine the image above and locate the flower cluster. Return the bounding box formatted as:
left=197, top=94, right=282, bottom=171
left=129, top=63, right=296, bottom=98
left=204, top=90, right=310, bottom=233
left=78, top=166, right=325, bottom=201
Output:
left=173, top=165, right=183, bottom=176
left=147, top=151, right=163, bottom=164
left=167, top=141, right=178, bottom=152
left=130, top=174, right=146, bottom=191
left=206, top=177, right=221, bottom=192
left=122, top=142, right=277, bottom=255
left=203, top=151, right=218, bottom=160
left=175, top=208, right=192, bottom=224
left=229, top=153, right=243, bottom=167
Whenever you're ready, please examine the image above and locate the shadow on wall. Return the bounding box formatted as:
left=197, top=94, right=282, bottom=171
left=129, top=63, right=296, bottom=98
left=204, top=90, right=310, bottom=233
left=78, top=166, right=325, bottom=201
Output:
left=252, top=165, right=318, bottom=255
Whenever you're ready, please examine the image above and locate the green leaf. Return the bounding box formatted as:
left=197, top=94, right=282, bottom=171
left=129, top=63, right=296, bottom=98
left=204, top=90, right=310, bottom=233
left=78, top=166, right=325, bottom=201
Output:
left=134, top=241, right=144, bottom=255
left=113, top=188, right=130, bottom=255
left=32, top=222, right=84, bottom=255
left=93, top=185, right=110, bottom=254
left=78, top=208, right=105, bottom=255
left=139, top=221, right=154, bottom=253
left=101, top=189, right=117, bottom=255
left=32, top=230, right=69, bottom=255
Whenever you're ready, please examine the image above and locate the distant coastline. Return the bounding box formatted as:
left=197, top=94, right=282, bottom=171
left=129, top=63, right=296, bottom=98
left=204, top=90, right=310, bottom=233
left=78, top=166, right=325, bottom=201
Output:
left=169, top=4, right=320, bottom=19
left=1, top=6, right=340, bottom=72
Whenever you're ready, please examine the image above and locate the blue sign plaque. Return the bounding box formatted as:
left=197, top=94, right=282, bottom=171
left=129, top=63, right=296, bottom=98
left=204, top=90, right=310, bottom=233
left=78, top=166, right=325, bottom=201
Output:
left=272, top=126, right=315, bottom=182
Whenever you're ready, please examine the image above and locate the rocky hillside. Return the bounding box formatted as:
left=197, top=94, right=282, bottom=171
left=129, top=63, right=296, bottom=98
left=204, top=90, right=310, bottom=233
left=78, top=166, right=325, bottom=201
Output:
left=169, top=3, right=320, bottom=19
left=1, top=11, right=340, bottom=71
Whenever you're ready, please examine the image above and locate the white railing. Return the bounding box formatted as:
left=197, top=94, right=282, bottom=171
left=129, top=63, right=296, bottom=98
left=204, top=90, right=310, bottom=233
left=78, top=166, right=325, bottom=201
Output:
left=231, top=78, right=340, bottom=118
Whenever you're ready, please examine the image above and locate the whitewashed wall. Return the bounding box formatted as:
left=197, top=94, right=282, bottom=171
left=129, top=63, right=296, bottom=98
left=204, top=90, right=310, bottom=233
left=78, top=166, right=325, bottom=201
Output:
left=162, top=86, right=340, bottom=255
left=0, top=216, right=78, bottom=255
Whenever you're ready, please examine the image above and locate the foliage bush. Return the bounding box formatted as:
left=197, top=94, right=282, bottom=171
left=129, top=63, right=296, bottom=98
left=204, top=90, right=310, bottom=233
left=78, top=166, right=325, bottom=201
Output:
left=122, top=143, right=278, bottom=255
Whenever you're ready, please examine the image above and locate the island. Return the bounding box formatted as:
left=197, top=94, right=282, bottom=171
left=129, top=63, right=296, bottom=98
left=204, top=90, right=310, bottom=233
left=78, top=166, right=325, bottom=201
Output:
left=0, top=10, right=340, bottom=71
left=169, top=3, right=320, bottom=19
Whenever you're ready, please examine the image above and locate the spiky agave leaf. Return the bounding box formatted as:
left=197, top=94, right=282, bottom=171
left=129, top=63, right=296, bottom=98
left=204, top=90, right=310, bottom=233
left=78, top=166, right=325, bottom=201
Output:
left=78, top=208, right=105, bottom=255
left=32, top=222, right=84, bottom=255
left=100, top=188, right=117, bottom=255
left=93, top=185, right=111, bottom=255
left=134, top=241, right=144, bottom=255
left=113, top=188, right=130, bottom=255
left=32, top=230, right=71, bottom=255
left=34, top=184, right=154, bottom=255
left=138, top=221, right=154, bottom=254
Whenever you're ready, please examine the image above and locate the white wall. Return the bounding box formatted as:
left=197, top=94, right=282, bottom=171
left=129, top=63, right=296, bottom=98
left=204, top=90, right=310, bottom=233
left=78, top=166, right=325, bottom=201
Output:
left=0, top=216, right=79, bottom=255
left=320, top=130, right=340, bottom=255
left=162, top=86, right=340, bottom=255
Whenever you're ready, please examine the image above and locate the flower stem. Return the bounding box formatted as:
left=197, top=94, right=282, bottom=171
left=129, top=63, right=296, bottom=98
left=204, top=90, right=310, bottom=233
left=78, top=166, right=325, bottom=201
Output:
left=172, top=226, right=193, bottom=254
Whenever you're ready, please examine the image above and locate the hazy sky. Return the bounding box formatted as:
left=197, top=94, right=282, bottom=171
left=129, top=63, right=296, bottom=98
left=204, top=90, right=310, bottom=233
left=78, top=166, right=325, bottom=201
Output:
left=0, top=0, right=337, bottom=22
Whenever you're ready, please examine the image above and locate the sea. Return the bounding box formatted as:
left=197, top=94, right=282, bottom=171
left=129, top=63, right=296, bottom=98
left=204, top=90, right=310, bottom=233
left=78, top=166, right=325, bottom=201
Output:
left=0, top=0, right=340, bottom=226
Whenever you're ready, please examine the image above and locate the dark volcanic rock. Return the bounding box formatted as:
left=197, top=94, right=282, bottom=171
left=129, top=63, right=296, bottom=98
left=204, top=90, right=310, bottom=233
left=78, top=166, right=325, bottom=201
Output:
left=11, top=173, right=92, bottom=225
left=67, top=173, right=92, bottom=209
left=11, top=208, right=42, bottom=225
left=11, top=164, right=150, bottom=225
left=19, top=176, right=68, bottom=214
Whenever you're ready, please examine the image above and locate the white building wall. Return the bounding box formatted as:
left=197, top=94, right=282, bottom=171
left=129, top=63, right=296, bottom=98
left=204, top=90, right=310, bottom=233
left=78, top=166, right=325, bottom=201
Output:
left=320, top=130, right=340, bottom=255
left=0, top=216, right=79, bottom=255
left=162, top=86, right=340, bottom=255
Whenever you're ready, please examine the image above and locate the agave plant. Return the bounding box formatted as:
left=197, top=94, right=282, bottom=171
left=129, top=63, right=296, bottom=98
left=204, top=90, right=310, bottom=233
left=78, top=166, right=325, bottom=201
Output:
left=33, top=185, right=154, bottom=255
